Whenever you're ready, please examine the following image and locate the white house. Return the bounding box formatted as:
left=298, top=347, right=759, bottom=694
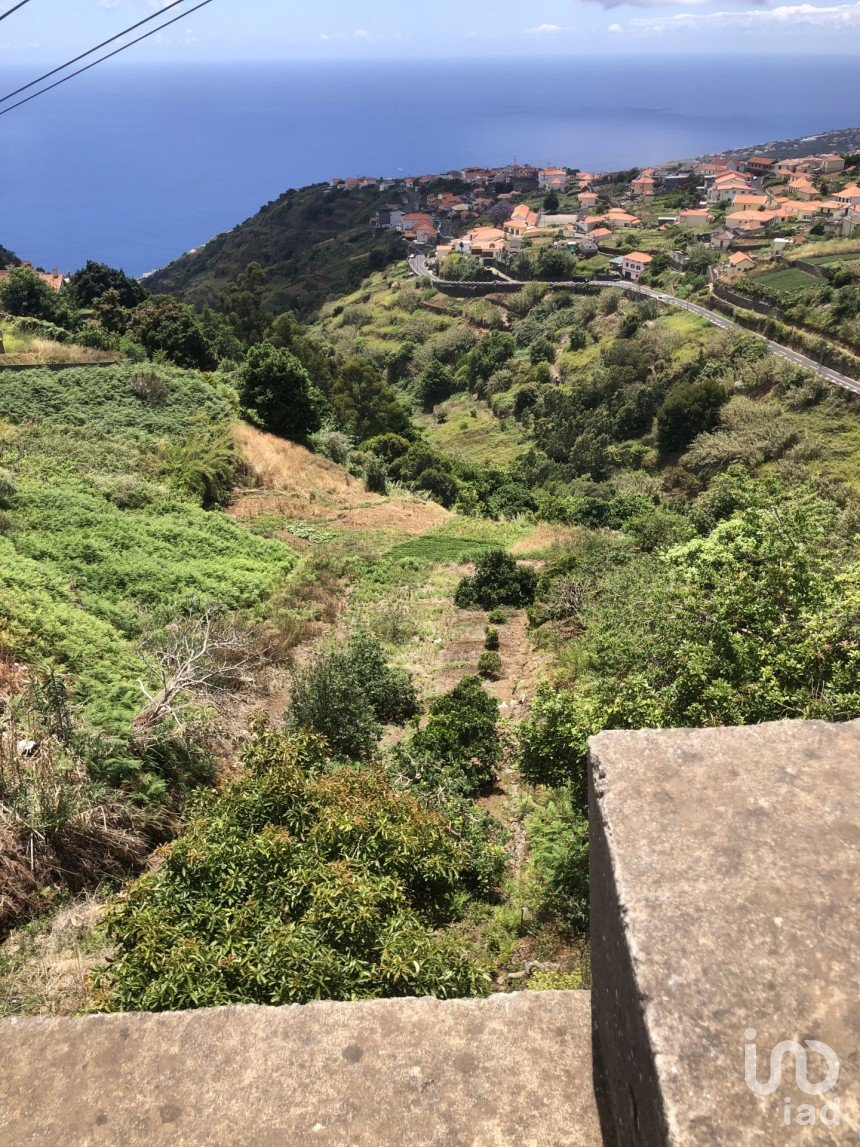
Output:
left=621, top=252, right=653, bottom=282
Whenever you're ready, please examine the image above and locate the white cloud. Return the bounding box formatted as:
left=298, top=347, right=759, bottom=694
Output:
left=608, top=21, right=624, bottom=30
left=628, top=0, right=860, bottom=30
left=527, top=22, right=565, bottom=33
left=353, top=28, right=370, bottom=39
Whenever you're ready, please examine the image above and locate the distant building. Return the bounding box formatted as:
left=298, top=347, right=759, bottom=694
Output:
left=745, top=156, right=776, bottom=176
left=539, top=167, right=569, bottom=192
left=620, top=252, right=653, bottom=281
left=728, top=251, right=756, bottom=272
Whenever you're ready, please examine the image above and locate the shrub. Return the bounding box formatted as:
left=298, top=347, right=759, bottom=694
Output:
left=477, top=650, right=502, bottom=679
left=415, top=467, right=459, bottom=508
left=410, top=676, right=501, bottom=795
left=484, top=627, right=500, bottom=651
left=97, top=728, right=489, bottom=1010
left=364, top=454, right=389, bottom=495
left=455, top=550, right=537, bottom=611
left=311, top=424, right=353, bottom=465
left=286, top=632, right=417, bottom=757
left=487, top=609, right=508, bottom=625
left=656, top=378, right=729, bottom=455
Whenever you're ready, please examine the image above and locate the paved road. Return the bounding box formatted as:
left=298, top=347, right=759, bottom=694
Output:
left=408, top=254, right=860, bottom=398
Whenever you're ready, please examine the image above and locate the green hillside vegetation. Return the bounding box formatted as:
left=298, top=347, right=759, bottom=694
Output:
left=2, top=207, right=860, bottom=1014
left=145, top=184, right=406, bottom=317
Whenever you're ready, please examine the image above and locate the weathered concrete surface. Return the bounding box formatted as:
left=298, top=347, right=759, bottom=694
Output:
left=589, top=718, right=860, bottom=1145
left=0, top=990, right=605, bottom=1145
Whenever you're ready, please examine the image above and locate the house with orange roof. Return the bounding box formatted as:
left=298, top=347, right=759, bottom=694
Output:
left=728, top=251, right=756, bottom=272
left=788, top=177, right=818, bottom=200
left=400, top=213, right=437, bottom=244
left=578, top=192, right=599, bottom=210
left=816, top=154, right=845, bottom=174
left=676, top=209, right=713, bottom=228
left=709, top=176, right=752, bottom=203
left=620, top=252, right=653, bottom=282
left=0, top=264, right=66, bottom=291
left=724, top=209, right=777, bottom=233
left=630, top=174, right=656, bottom=198
left=728, top=194, right=770, bottom=212
left=604, top=208, right=641, bottom=229
left=835, top=184, right=860, bottom=208
left=745, top=156, right=776, bottom=176
left=450, top=226, right=506, bottom=262
left=539, top=167, right=569, bottom=191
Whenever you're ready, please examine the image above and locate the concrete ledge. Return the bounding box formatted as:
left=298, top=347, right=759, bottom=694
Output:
left=589, top=719, right=860, bottom=1145
left=0, top=990, right=603, bottom=1145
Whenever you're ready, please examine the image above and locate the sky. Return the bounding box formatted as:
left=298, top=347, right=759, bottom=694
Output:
left=2, top=0, right=860, bottom=64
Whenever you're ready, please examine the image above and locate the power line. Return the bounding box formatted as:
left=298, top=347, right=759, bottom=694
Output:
left=0, top=0, right=214, bottom=118
left=0, top=0, right=33, bottom=22
left=0, top=0, right=202, bottom=106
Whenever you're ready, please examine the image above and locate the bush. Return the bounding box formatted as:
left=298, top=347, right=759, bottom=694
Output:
left=97, top=728, right=489, bottom=1010
left=455, top=549, right=537, bottom=611
left=286, top=632, right=418, bottom=757
left=414, top=467, right=459, bottom=508
left=656, top=378, right=729, bottom=455
left=364, top=454, right=389, bottom=495
left=484, top=627, right=500, bottom=651
left=410, top=676, right=501, bottom=795
left=477, top=650, right=502, bottom=679
left=487, top=609, right=508, bottom=625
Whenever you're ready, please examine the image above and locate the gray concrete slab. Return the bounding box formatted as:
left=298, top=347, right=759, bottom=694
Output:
left=589, top=718, right=860, bottom=1145
left=0, top=990, right=605, bottom=1146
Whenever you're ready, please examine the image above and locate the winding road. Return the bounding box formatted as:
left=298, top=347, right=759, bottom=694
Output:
left=408, top=253, right=860, bottom=398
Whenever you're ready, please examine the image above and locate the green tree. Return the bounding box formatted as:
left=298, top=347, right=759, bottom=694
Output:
left=69, top=261, right=147, bottom=309
left=0, top=265, right=74, bottom=326
left=543, top=189, right=560, bottom=214
left=238, top=341, right=327, bottom=440
left=455, top=549, right=538, bottom=610
left=657, top=378, right=728, bottom=454
left=222, top=261, right=270, bottom=346
left=126, top=297, right=218, bottom=370
left=329, top=358, right=412, bottom=441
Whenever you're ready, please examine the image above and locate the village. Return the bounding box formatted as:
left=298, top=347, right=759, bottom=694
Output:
left=330, top=150, right=860, bottom=291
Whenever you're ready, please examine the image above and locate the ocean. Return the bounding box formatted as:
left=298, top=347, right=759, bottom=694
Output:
left=1, top=56, right=858, bottom=277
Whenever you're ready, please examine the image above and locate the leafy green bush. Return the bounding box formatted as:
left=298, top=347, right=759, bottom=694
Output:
left=97, top=728, right=489, bottom=1010
left=286, top=632, right=418, bottom=757
left=487, top=608, right=508, bottom=625
left=477, top=650, right=502, bottom=679
left=656, top=378, right=729, bottom=454
left=484, top=627, right=500, bottom=651
left=455, top=549, right=537, bottom=610
left=364, top=453, right=389, bottom=495
left=519, top=482, right=860, bottom=797
left=525, top=791, right=589, bottom=931
left=409, top=676, right=501, bottom=795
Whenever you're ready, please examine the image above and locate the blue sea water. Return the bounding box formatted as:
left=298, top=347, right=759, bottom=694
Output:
left=1, top=56, right=858, bottom=277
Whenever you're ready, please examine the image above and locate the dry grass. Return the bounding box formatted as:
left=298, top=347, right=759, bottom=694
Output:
left=234, top=424, right=449, bottom=536
left=0, top=339, right=119, bottom=366
left=0, top=897, right=107, bottom=1016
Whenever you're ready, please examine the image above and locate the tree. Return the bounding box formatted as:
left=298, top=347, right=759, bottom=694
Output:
left=70, top=261, right=147, bottom=309
left=238, top=341, right=327, bottom=440
left=417, top=360, right=456, bottom=410
left=126, top=297, right=218, bottom=370
left=328, top=358, right=412, bottom=441
left=455, top=549, right=538, bottom=610
left=222, top=261, right=269, bottom=346
left=657, top=378, right=728, bottom=454
left=0, top=265, right=74, bottom=326
left=543, top=189, right=560, bottom=214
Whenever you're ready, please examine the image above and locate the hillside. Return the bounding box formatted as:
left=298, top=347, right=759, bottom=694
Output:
left=2, top=204, right=860, bottom=1017
left=144, top=183, right=404, bottom=317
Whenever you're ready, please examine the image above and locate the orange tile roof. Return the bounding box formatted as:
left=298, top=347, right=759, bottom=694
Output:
left=624, top=251, right=653, bottom=264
